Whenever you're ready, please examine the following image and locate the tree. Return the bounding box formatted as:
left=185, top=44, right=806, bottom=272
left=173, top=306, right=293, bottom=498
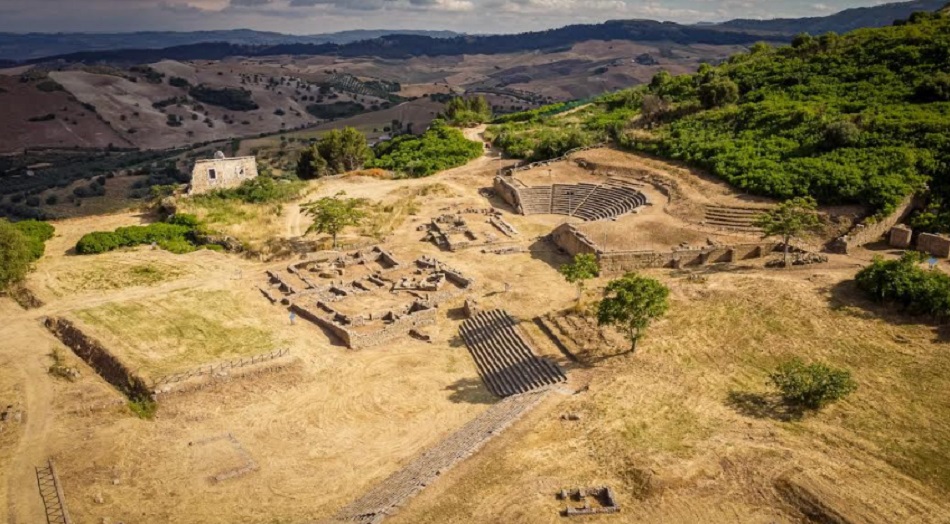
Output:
left=301, top=191, right=366, bottom=248
left=698, top=77, right=739, bottom=109
left=317, top=127, right=371, bottom=174
left=0, top=220, right=34, bottom=291
left=596, top=273, right=670, bottom=352
left=559, top=253, right=599, bottom=305
left=296, top=145, right=329, bottom=180
left=768, top=359, right=856, bottom=410
left=754, top=196, right=821, bottom=266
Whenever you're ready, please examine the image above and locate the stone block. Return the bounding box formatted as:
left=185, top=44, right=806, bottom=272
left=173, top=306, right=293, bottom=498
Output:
left=918, top=232, right=950, bottom=258
left=889, top=225, right=913, bottom=248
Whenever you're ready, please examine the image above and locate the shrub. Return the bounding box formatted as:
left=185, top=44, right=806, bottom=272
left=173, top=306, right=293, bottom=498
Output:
left=855, top=252, right=950, bottom=318
left=0, top=220, right=34, bottom=290
left=12, top=219, right=54, bottom=261
left=75, top=217, right=198, bottom=255
left=368, top=120, right=483, bottom=178
left=768, top=359, right=856, bottom=410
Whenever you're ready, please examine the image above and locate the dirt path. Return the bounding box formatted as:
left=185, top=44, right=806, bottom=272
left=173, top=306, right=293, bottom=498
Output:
left=284, top=203, right=304, bottom=238
left=1, top=307, right=59, bottom=524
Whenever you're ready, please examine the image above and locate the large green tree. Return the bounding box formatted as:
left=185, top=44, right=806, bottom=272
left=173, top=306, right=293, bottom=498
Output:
left=318, top=127, right=371, bottom=174
left=0, top=220, right=35, bottom=291
left=754, top=196, right=822, bottom=266
left=596, top=273, right=670, bottom=352
left=301, top=191, right=366, bottom=248
left=559, top=253, right=599, bottom=305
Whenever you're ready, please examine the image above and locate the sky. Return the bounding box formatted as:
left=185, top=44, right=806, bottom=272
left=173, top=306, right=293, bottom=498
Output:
left=0, top=0, right=903, bottom=34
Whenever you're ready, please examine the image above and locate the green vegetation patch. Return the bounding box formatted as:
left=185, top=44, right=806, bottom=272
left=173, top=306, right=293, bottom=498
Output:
left=856, top=252, right=950, bottom=319
left=75, top=213, right=203, bottom=255
left=305, top=101, right=365, bottom=120
left=368, top=120, right=483, bottom=177
left=188, top=85, right=258, bottom=111
left=0, top=219, right=54, bottom=290
left=490, top=12, right=950, bottom=217
left=74, top=289, right=281, bottom=377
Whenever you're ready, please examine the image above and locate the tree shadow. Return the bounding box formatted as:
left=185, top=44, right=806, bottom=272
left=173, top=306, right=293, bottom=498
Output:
left=725, top=390, right=805, bottom=422
left=444, top=377, right=497, bottom=405
left=447, top=334, right=467, bottom=349
left=826, top=279, right=950, bottom=343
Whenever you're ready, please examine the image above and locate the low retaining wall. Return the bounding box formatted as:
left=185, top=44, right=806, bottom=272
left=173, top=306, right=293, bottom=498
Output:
left=551, top=223, right=779, bottom=273
left=829, top=194, right=923, bottom=254
left=45, top=317, right=151, bottom=400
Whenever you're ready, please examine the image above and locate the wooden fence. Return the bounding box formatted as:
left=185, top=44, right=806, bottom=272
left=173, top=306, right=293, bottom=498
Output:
left=35, top=459, right=72, bottom=524
left=152, top=348, right=291, bottom=388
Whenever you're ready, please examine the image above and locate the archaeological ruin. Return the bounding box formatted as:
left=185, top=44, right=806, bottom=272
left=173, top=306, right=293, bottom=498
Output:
left=494, top=176, right=648, bottom=221
left=263, top=247, right=475, bottom=349
left=419, top=207, right=519, bottom=251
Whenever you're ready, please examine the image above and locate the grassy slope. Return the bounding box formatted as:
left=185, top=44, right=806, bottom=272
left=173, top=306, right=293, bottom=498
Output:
left=488, top=11, right=950, bottom=218
left=393, top=272, right=950, bottom=523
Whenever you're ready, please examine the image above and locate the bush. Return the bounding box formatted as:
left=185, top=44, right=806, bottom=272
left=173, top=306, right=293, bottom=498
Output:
left=768, top=359, right=856, bottom=410
left=75, top=216, right=198, bottom=255
left=12, top=219, right=54, bottom=261
left=0, top=220, right=34, bottom=290
left=855, top=252, right=950, bottom=318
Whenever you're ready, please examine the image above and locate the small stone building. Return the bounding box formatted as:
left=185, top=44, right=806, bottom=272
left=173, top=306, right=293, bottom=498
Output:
left=189, top=152, right=258, bottom=195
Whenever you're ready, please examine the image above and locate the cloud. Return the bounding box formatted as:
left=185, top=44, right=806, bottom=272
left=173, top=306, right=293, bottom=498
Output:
left=0, top=1, right=893, bottom=33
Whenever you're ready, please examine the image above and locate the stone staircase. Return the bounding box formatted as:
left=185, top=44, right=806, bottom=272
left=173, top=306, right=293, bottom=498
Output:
left=459, top=310, right=567, bottom=397
left=704, top=205, right=767, bottom=232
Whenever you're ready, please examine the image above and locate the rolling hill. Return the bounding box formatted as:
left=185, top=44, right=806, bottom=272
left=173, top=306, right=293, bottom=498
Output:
left=0, top=29, right=460, bottom=62
left=717, top=0, right=948, bottom=35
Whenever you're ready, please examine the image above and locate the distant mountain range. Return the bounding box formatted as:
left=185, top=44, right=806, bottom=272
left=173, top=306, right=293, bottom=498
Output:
left=0, top=29, right=459, bottom=61
left=715, top=0, right=947, bottom=34
left=3, top=0, right=946, bottom=64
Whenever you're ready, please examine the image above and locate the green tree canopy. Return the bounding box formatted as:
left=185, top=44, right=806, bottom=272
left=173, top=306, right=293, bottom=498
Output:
left=559, top=253, right=599, bottom=304
left=296, top=127, right=371, bottom=180
left=444, top=96, right=492, bottom=126
left=301, top=191, right=366, bottom=248
left=754, top=196, right=821, bottom=266
left=0, top=220, right=34, bottom=290
left=596, top=273, right=670, bottom=352
left=768, top=358, right=857, bottom=410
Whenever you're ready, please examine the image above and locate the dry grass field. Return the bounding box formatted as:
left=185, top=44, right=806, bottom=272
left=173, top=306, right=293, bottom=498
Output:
left=3, top=142, right=949, bottom=524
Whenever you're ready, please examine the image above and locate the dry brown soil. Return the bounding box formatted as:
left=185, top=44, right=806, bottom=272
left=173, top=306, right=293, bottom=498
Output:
left=2, top=144, right=948, bottom=524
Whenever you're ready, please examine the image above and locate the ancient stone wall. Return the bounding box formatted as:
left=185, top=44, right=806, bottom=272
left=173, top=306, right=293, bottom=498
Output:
left=493, top=176, right=522, bottom=212
left=189, top=156, right=258, bottom=195
left=552, top=223, right=779, bottom=272
left=918, top=233, right=950, bottom=258
left=551, top=223, right=599, bottom=255
left=44, top=317, right=151, bottom=400
left=828, top=194, right=923, bottom=254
